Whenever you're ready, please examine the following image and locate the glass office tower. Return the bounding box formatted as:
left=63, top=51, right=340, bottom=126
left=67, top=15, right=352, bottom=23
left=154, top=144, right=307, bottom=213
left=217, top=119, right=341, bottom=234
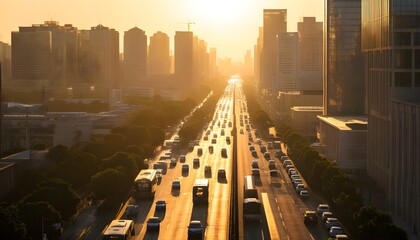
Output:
left=324, top=0, right=364, bottom=116
left=362, top=0, right=420, bottom=235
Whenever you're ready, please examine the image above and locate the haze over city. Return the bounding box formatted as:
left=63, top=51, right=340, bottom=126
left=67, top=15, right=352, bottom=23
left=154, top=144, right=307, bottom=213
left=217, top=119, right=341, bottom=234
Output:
left=0, top=1, right=419, bottom=240
left=0, top=0, right=323, bottom=61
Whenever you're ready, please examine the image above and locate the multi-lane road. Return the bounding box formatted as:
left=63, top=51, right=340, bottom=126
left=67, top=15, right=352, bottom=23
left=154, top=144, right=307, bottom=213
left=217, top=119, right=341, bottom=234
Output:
left=118, top=78, right=331, bottom=240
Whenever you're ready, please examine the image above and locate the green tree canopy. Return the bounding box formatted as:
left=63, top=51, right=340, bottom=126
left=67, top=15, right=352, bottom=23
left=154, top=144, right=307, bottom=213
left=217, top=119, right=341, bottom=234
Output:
left=91, top=169, right=127, bottom=199
left=0, top=205, right=27, bottom=240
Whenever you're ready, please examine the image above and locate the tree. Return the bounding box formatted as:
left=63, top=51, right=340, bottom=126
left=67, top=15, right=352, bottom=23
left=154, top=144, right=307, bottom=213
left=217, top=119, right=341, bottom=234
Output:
left=18, top=201, right=61, bottom=240
left=147, top=125, right=165, bottom=147
left=101, top=152, right=139, bottom=180
left=54, top=152, right=98, bottom=186
left=0, top=205, right=27, bottom=240
left=91, top=169, right=127, bottom=199
left=47, top=144, right=73, bottom=163
left=21, top=178, right=80, bottom=219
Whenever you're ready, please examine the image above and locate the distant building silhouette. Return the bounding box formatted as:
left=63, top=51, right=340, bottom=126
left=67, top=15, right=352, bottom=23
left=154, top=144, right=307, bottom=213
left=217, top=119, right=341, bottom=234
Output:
left=208, top=48, right=217, bottom=80
left=0, top=42, right=11, bottom=82
left=276, top=32, right=299, bottom=91
left=124, top=27, right=147, bottom=86
left=260, top=9, right=287, bottom=93
left=362, top=0, right=420, bottom=235
left=174, top=31, right=193, bottom=88
left=78, top=24, right=119, bottom=98
left=11, top=21, right=79, bottom=92
left=254, top=27, right=263, bottom=87
left=148, top=31, right=170, bottom=76
left=193, top=36, right=208, bottom=83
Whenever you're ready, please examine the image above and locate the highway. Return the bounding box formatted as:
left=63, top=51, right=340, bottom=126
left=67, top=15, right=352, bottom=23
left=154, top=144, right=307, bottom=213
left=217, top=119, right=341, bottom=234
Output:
left=113, top=78, right=332, bottom=240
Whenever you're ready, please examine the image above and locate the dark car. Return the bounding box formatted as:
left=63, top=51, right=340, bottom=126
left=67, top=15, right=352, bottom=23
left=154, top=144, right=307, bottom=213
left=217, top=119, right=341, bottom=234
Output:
left=304, top=210, right=318, bottom=224
left=188, top=220, right=203, bottom=238
left=147, top=217, right=161, bottom=231
left=155, top=200, right=166, bottom=212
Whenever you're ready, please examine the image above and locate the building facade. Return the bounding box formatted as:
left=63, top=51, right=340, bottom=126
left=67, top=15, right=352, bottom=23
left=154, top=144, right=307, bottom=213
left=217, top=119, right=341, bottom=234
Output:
left=324, top=0, right=364, bottom=116
left=11, top=21, right=79, bottom=92
left=174, top=31, right=193, bottom=88
left=0, top=41, right=11, bottom=82
left=148, top=31, right=170, bottom=76
left=260, top=9, right=287, bottom=92
left=276, top=32, right=299, bottom=91
left=362, top=0, right=420, bottom=235
left=124, top=27, right=147, bottom=86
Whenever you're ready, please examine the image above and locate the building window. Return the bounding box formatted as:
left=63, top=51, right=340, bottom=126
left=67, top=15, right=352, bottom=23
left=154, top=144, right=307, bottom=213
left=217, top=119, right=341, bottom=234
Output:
left=394, top=32, right=411, bottom=46
left=416, top=50, right=420, bottom=69
left=395, top=72, right=412, bottom=87
left=395, top=50, right=412, bottom=69
left=415, top=32, right=420, bottom=46
left=415, top=73, right=420, bottom=87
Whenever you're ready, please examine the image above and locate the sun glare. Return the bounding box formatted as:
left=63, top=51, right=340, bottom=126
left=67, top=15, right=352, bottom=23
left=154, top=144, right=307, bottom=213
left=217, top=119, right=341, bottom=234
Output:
left=193, top=0, right=245, bottom=24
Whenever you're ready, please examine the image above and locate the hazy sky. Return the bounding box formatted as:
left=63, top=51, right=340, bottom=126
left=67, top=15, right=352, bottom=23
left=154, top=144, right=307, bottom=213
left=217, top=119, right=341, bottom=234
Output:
left=0, top=0, right=323, bottom=62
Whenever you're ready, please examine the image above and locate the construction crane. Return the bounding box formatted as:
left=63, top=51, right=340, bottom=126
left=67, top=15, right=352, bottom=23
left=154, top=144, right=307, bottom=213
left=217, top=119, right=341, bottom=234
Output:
left=175, top=20, right=195, bottom=32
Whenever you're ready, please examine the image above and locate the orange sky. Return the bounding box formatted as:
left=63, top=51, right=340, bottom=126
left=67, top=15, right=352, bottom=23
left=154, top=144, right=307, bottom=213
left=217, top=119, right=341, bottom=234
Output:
left=0, top=0, right=323, bottom=62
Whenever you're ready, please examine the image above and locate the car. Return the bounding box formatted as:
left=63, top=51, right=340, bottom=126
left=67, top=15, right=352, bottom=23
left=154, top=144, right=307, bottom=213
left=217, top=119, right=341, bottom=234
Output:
left=287, top=168, right=296, bottom=175
left=126, top=204, right=138, bottom=217
left=335, top=234, right=349, bottom=239
left=269, top=170, right=278, bottom=177
left=274, top=149, right=284, bottom=158
left=180, top=155, right=186, bottom=163
left=182, top=164, right=189, bottom=174
left=321, top=211, right=334, bottom=223
left=197, top=148, right=203, bottom=156
left=240, top=129, right=244, bottom=134
left=256, top=138, right=262, bottom=144
left=286, top=165, right=295, bottom=172
left=221, top=129, right=225, bottom=136
left=260, top=145, right=267, bottom=153
left=325, top=218, right=341, bottom=230
left=218, top=168, right=226, bottom=181
left=193, top=158, right=200, bottom=168
left=155, top=200, right=166, bottom=211
left=170, top=158, right=177, bottom=167
left=249, top=145, right=255, bottom=151
left=208, top=145, right=214, bottom=153
left=156, top=169, right=163, bottom=182
left=211, top=138, right=217, bottom=144
left=146, top=217, right=160, bottom=231
left=251, top=168, right=260, bottom=176
left=263, top=152, right=271, bottom=159
left=299, top=190, right=309, bottom=199
left=204, top=165, right=212, bottom=176
left=172, top=180, right=181, bottom=191
left=290, top=174, right=300, bottom=180
left=226, top=136, right=231, bottom=144
left=251, top=150, right=258, bottom=158
left=293, top=179, right=303, bottom=188
left=267, top=142, right=273, bottom=149
left=251, top=160, right=259, bottom=168
left=296, top=184, right=306, bottom=193
left=329, top=226, right=344, bottom=237
left=304, top=210, right=318, bottom=223
left=203, top=135, right=208, bottom=141
left=268, top=160, right=276, bottom=170
left=317, top=204, right=331, bottom=215
left=213, top=133, right=217, bottom=138
left=280, top=156, right=289, bottom=163
left=283, top=160, right=293, bottom=168
left=188, top=220, right=204, bottom=238
left=221, top=148, right=228, bottom=158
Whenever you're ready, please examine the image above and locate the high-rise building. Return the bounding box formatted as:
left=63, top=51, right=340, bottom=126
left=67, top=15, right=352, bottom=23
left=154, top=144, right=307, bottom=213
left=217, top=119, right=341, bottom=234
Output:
left=78, top=25, right=119, bottom=97
left=174, top=31, right=193, bottom=88
left=11, top=21, right=79, bottom=90
left=148, top=31, right=170, bottom=76
left=254, top=27, right=263, bottom=87
left=124, top=27, right=147, bottom=85
left=260, top=9, right=287, bottom=92
left=297, top=17, right=323, bottom=91
left=0, top=41, right=11, bottom=82
left=362, top=0, right=420, bottom=235
left=323, top=0, right=363, bottom=116
left=193, top=36, right=208, bottom=83
left=208, top=48, right=217, bottom=80
left=244, top=50, right=253, bottom=78
left=276, top=32, right=299, bottom=91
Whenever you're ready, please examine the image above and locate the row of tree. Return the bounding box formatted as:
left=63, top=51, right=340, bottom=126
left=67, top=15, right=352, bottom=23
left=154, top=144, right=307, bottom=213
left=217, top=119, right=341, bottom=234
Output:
left=0, top=91, right=210, bottom=239
left=179, top=90, right=221, bottom=146
left=276, top=122, right=407, bottom=239
left=242, top=85, right=407, bottom=240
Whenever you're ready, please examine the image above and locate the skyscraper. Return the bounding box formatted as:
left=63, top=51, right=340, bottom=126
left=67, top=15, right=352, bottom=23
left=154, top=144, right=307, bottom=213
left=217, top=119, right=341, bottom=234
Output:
left=276, top=32, right=299, bottom=91
left=148, top=31, right=170, bottom=76
left=174, top=31, right=193, bottom=88
left=362, top=0, right=420, bottom=235
left=11, top=21, right=79, bottom=90
left=297, top=17, right=323, bottom=91
left=78, top=24, right=119, bottom=96
left=260, top=9, right=287, bottom=92
left=323, top=0, right=363, bottom=116
left=124, top=27, right=147, bottom=85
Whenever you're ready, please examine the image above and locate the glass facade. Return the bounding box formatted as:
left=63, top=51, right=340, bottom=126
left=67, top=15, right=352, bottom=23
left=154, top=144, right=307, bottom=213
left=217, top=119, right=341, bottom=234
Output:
left=362, top=0, right=420, bottom=236
left=324, top=0, right=364, bottom=116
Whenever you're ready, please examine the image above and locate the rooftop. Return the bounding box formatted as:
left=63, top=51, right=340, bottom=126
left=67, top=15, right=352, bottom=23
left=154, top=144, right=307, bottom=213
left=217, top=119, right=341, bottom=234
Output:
left=317, top=115, right=368, bottom=131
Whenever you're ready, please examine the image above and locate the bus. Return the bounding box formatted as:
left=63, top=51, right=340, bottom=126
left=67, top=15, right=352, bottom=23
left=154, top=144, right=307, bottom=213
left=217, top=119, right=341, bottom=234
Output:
left=133, top=169, right=158, bottom=199
left=102, top=219, right=135, bottom=240
left=244, top=176, right=258, bottom=199
left=193, top=179, right=209, bottom=204
left=243, top=198, right=262, bottom=222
